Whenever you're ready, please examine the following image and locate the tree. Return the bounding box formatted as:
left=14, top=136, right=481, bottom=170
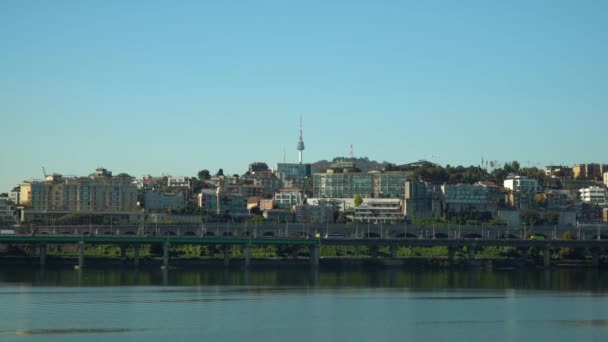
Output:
left=354, top=194, right=363, bottom=207
left=533, top=193, right=547, bottom=208
left=198, top=169, right=211, bottom=180
left=216, top=168, right=224, bottom=177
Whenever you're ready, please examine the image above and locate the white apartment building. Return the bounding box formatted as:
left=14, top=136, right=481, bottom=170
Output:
left=579, top=186, right=607, bottom=204
left=167, top=176, right=191, bottom=189
left=604, top=172, right=608, bottom=187
left=503, top=175, right=541, bottom=193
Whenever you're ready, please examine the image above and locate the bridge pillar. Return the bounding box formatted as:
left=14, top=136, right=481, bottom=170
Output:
left=120, top=245, right=127, bottom=259
left=161, top=241, right=170, bottom=270
left=75, top=241, right=85, bottom=270
left=244, top=243, right=251, bottom=268
left=39, top=244, right=47, bottom=268
left=370, top=245, right=379, bottom=259
left=133, top=244, right=140, bottom=267
left=223, top=245, right=231, bottom=267
left=390, top=243, right=398, bottom=259
left=543, top=247, right=551, bottom=268
left=467, top=246, right=476, bottom=263
left=592, top=248, right=601, bottom=268
left=309, top=244, right=320, bottom=269
left=448, top=247, right=455, bottom=264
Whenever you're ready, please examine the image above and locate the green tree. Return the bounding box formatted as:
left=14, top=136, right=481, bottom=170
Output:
left=216, top=168, right=224, bottom=177
left=354, top=194, right=363, bottom=207
left=198, top=169, right=211, bottom=180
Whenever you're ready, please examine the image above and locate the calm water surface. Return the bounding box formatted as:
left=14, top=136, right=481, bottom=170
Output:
left=1, top=268, right=608, bottom=341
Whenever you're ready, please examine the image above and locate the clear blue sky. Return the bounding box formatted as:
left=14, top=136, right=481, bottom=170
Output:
left=1, top=0, right=607, bottom=192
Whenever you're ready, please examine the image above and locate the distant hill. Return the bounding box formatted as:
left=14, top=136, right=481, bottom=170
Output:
left=311, top=157, right=387, bottom=174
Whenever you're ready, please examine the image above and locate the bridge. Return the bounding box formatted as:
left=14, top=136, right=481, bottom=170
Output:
left=2, top=223, right=608, bottom=270
left=10, top=222, right=608, bottom=240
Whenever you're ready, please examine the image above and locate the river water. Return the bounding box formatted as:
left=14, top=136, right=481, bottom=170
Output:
left=1, top=268, right=608, bottom=341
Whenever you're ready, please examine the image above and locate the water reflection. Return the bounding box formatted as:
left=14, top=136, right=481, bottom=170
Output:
left=0, top=268, right=608, bottom=291
left=0, top=328, right=163, bottom=336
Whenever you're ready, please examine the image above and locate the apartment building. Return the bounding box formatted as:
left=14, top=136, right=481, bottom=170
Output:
left=441, top=182, right=499, bottom=215
left=143, top=190, right=185, bottom=211
left=313, top=171, right=409, bottom=199
left=503, top=175, right=541, bottom=193
left=573, top=164, right=608, bottom=180
left=352, top=199, right=403, bottom=223
left=273, top=188, right=304, bottom=209
left=0, top=195, right=15, bottom=225
left=18, top=168, right=138, bottom=223
left=579, top=186, right=607, bottom=205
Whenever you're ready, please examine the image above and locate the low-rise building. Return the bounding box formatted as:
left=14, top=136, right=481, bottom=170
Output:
left=167, top=176, right=191, bottom=189
left=0, top=195, right=16, bottom=225
left=545, top=165, right=573, bottom=178
left=263, top=209, right=294, bottom=223
left=276, top=163, right=311, bottom=180
left=9, top=186, right=20, bottom=205
left=294, top=204, right=334, bottom=224
left=260, top=199, right=274, bottom=211
left=579, top=186, right=607, bottom=205
left=247, top=197, right=261, bottom=210
left=274, top=188, right=304, bottom=209
left=441, top=182, right=499, bottom=216
left=143, top=190, right=185, bottom=211
left=546, top=190, right=570, bottom=209
left=198, top=189, right=247, bottom=216
left=506, top=191, right=534, bottom=210
left=352, top=199, right=403, bottom=223
left=242, top=171, right=282, bottom=194
left=503, top=175, right=541, bottom=193
left=404, top=180, right=442, bottom=220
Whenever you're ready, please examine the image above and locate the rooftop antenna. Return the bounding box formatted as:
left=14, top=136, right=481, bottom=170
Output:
left=283, top=147, right=286, bottom=163
left=350, top=144, right=354, bottom=159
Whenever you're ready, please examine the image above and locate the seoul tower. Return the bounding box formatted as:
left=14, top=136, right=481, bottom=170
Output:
left=297, top=116, right=305, bottom=164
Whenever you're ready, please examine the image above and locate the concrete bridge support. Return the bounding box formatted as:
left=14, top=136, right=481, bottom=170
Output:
left=133, top=244, right=140, bottom=267
left=120, top=245, right=127, bottom=259
left=543, top=247, right=551, bottom=268
left=224, top=245, right=231, bottom=267
left=75, top=241, right=85, bottom=270
left=162, top=241, right=170, bottom=270
left=309, top=244, right=320, bottom=269
left=244, top=243, right=251, bottom=268
left=390, top=243, right=398, bottom=259
left=448, top=247, right=455, bottom=264
left=592, top=248, right=601, bottom=268
left=39, top=244, right=47, bottom=268
left=370, top=246, right=379, bottom=259
left=467, top=246, right=476, bottom=265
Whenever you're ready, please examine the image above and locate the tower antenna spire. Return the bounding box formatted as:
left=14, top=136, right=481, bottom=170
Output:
left=296, top=115, right=305, bottom=164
